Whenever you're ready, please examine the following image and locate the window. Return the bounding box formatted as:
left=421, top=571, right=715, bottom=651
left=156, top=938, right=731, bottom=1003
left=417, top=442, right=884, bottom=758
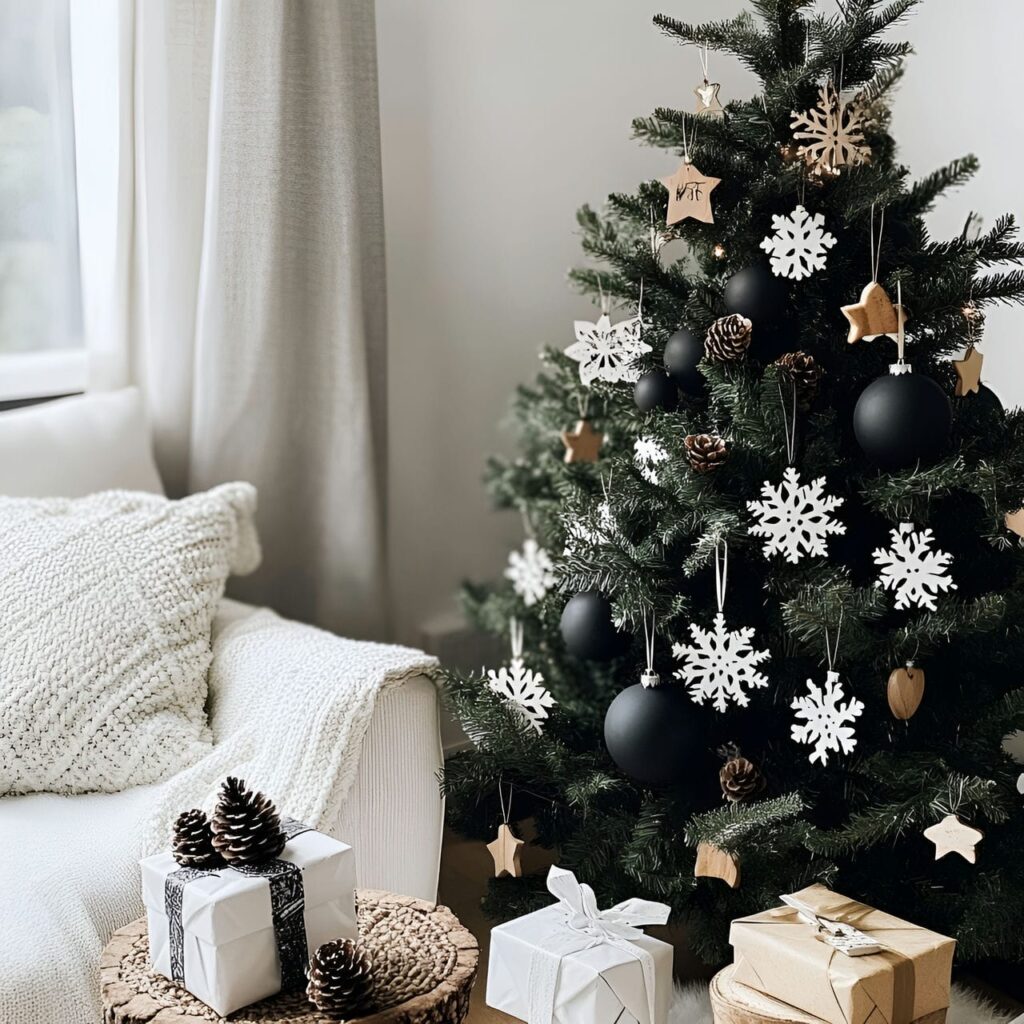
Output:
left=0, top=0, right=85, bottom=401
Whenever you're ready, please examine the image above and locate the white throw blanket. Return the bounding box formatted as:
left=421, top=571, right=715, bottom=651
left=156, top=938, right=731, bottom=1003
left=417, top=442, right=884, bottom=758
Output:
left=0, top=607, right=437, bottom=1024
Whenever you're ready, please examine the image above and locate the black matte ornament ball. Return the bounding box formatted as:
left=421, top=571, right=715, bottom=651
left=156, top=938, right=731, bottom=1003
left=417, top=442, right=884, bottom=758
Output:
left=604, top=681, right=702, bottom=786
left=663, top=328, right=705, bottom=396
left=724, top=265, right=788, bottom=326
left=634, top=370, right=679, bottom=413
left=560, top=591, right=628, bottom=662
left=853, top=369, right=952, bottom=470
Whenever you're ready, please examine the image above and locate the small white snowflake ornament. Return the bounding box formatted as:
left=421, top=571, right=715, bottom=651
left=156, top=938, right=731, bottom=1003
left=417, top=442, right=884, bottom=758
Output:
left=634, top=436, right=668, bottom=484
left=487, top=657, right=556, bottom=735
left=565, top=313, right=652, bottom=386
left=873, top=523, right=957, bottom=612
left=672, top=611, right=771, bottom=713
left=747, top=467, right=846, bottom=563
left=505, top=538, right=556, bottom=607
left=791, top=670, right=865, bottom=765
left=760, top=205, right=837, bottom=281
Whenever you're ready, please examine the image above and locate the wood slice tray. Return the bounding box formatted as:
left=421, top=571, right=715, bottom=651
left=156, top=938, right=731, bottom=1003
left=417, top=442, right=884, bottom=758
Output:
left=101, top=889, right=478, bottom=1023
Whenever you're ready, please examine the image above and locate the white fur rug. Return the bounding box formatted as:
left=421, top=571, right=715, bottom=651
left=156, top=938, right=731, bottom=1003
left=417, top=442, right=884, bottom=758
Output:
left=669, top=980, right=1019, bottom=1024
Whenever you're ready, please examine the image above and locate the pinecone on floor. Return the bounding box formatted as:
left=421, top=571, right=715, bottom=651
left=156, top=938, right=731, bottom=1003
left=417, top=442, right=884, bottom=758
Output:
left=172, top=808, right=224, bottom=869
left=720, top=755, right=765, bottom=804
left=211, top=776, right=286, bottom=865
left=684, top=433, right=728, bottom=473
left=775, top=351, right=823, bottom=407
left=307, top=939, right=374, bottom=1018
left=704, top=314, right=752, bottom=363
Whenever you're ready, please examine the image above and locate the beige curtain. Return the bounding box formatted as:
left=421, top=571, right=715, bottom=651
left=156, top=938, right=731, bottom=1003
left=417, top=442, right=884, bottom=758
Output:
left=83, top=0, right=388, bottom=638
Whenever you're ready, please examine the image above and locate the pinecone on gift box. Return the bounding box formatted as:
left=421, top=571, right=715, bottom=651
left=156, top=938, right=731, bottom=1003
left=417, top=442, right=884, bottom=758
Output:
left=211, top=776, right=286, bottom=865
left=684, top=433, right=728, bottom=473
left=719, top=754, right=765, bottom=804
left=775, top=350, right=823, bottom=407
left=307, top=939, right=374, bottom=1018
left=172, top=808, right=224, bottom=869
left=704, top=314, right=752, bottom=363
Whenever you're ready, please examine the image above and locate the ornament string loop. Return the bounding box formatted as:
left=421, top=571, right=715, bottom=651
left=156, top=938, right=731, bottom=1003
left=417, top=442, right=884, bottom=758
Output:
left=597, top=279, right=611, bottom=318
left=776, top=374, right=798, bottom=465
left=680, top=112, right=698, bottom=163
left=498, top=779, right=512, bottom=825
left=510, top=617, right=524, bottom=660
left=824, top=607, right=844, bottom=672
left=895, top=280, right=906, bottom=365
left=642, top=608, right=656, bottom=673
left=714, top=539, right=729, bottom=613
left=698, top=42, right=711, bottom=84
left=869, top=203, right=886, bottom=283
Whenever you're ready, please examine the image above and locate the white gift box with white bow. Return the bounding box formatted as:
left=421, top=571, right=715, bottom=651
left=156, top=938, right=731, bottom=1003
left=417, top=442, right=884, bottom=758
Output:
left=486, top=866, right=674, bottom=1024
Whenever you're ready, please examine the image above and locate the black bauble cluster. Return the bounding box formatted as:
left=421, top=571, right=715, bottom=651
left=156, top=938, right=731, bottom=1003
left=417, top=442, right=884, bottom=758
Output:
left=560, top=591, right=628, bottom=662
left=604, top=681, right=701, bottom=786
left=634, top=370, right=679, bottom=413
left=663, top=328, right=706, bottom=396
left=723, top=265, right=787, bottom=325
left=853, top=369, right=952, bottom=470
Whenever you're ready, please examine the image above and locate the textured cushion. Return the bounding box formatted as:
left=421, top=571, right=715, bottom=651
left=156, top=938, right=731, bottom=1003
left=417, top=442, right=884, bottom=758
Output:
left=0, top=483, right=260, bottom=796
left=0, top=387, right=164, bottom=498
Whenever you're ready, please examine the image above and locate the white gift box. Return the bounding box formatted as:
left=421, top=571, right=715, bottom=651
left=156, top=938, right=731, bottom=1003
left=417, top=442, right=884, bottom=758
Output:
left=140, top=825, right=356, bottom=1016
left=486, top=866, right=673, bottom=1024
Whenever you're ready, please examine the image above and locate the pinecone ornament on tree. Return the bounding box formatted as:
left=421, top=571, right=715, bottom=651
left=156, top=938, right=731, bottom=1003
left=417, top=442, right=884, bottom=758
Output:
left=775, top=351, right=823, bottom=407
left=172, top=809, right=224, bottom=869
left=307, top=939, right=374, bottom=1018
left=684, top=433, right=728, bottom=473
left=211, top=776, right=287, bottom=865
left=719, top=755, right=765, bottom=803
left=704, top=314, right=752, bottom=363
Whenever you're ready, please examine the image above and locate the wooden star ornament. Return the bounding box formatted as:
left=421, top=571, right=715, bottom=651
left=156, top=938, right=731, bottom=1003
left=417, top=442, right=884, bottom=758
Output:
left=694, top=841, right=740, bottom=888
left=953, top=345, right=983, bottom=396
left=923, top=813, right=983, bottom=864
left=662, top=160, right=721, bottom=226
left=487, top=823, right=525, bottom=878
left=1005, top=508, right=1024, bottom=538
left=561, top=419, right=603, bottom=464
left=841, top=282, right=908, bottom=344
left=694, top=81, right=724, bottom=118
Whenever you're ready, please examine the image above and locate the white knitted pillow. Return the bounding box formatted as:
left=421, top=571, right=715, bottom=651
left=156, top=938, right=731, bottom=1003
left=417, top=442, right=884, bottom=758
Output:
left=0, top=483, right=261, bottom=796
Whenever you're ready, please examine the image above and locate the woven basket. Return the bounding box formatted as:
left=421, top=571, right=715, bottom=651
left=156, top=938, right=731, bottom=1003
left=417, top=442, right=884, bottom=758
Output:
left=101, top=889, right=478, bottom=1023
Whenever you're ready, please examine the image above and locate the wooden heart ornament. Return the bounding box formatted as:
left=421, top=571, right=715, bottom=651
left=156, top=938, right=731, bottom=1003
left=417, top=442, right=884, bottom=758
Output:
left=887, top=663, right=925, bottom=720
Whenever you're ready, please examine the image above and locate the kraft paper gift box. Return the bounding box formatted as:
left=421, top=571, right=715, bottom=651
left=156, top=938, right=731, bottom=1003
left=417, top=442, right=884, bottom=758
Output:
left=730, top=884, right=955, bottom=1024
left=486, top=865, right=674, bottom=1024
left=140, top=820, right=356, bottom=1016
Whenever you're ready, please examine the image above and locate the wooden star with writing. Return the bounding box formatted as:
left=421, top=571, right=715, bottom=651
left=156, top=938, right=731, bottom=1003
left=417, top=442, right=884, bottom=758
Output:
left=841, top=281, right=907, bottom=344
left=661, top=160, right=720, bottom=226
left=923, top=813, right=983, bottom=864
left=487, top=823, right=525, bottom=878
left=954, top=345, right=983, bottom=396
left=561, top=419, right=603, bottom=464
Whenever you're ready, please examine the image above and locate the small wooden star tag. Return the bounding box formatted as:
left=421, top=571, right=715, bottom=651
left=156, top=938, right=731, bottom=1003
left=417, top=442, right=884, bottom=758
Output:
left=923, top=813, right=983, bottom=864
left=661, top=160, right=721, bottom=226
left=694, top=841, right=740, bottom=888
left=694, top=81, right=724, bottom=118
left=561, top=419, right=603, bottom=464
left=487, top=823, right=525, bottom=878
left=953, top=345, right=984, bottom=396
left=841, top=281, right=907, bottom=344
left=1005, top=509, right=1024, bottom=538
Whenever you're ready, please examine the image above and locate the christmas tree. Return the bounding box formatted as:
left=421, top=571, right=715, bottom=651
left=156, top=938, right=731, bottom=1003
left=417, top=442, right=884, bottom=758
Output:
left=442, top=0, right=1024, bottom=966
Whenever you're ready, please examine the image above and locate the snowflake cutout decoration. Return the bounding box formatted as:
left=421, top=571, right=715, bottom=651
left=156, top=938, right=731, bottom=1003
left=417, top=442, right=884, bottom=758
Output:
left=759, top=205, right=837, bottom=281
left=566, top=314, right=652, bottom=386
left=487, top=657, right=556, bottom=735
left=790, top=83, right=871, bottom=171
left=791, top=670, right=864, bottom=765
left=672, top=611, right=771, bottom=713
left=747, top=467, right=846, bottom=563
left=873, top=523, right=957, bottom=612
left=505, top=539, right=556, bottom=607
left=634, top=436, right=668, bottom=484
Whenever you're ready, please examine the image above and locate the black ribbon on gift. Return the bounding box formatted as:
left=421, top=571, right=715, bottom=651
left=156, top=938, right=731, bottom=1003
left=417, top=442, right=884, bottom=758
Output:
left=164, top=817, right=314, bottom=988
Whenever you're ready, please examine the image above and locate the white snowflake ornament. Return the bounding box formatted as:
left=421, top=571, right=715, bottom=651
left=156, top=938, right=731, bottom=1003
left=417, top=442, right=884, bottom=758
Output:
left=873, top=523, right=957, bottom=612
left=791, top=670, right=865, bottom=765
left=487, top=657, right=556, bottom=735
left=747, top=467, right=846, bottom=563
left=565, top=313, right=652, bottom=386
left=634, top=436, right=668, bottom=484
left=672, top=611, right=771, bottom=713
left=760, top=205, right=837, bottom=281
left=504, top=538, right=556, bottom=607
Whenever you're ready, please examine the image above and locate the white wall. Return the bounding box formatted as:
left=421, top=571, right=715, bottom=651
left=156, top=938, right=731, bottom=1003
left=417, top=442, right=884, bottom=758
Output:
left=377, top=0, right=1024, bottom=644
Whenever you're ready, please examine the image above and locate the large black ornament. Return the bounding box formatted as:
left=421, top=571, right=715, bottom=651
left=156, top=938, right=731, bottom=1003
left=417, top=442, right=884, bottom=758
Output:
left=723, top=265, right=787, bottom=326
left=634, top=370, right=679, bottom=413
left=604, top=679, right=701, bottom=786
left=853, top=367, right=952, bottom=470
left=560, top=591, right=628, bottom=662
left=663, top=328, right=705, bottom=396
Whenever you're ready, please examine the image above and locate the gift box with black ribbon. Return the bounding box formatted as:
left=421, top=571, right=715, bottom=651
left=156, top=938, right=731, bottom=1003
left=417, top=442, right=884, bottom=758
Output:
left=729, top=884, right=955, bottom=1024
left=140, top=819, right=356, bottom=1016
